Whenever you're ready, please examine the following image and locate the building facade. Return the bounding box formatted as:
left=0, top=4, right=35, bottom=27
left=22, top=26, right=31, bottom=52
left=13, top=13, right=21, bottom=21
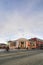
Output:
left=8, top=38, right=31, bottom=49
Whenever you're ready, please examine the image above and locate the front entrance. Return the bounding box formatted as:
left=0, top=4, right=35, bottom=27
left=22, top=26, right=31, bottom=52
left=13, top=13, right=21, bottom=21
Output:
left=18, top=41, right=26, bottom=49
left=21, top=41, right=24, bottom=48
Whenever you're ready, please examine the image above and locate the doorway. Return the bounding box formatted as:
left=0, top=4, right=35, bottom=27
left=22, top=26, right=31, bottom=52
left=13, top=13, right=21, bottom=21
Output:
left=21, top=41, right=24, bottom=49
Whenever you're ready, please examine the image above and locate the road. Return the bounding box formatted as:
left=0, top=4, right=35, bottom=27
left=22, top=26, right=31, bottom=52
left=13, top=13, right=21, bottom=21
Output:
left=0, top=49, right=43, bottom=65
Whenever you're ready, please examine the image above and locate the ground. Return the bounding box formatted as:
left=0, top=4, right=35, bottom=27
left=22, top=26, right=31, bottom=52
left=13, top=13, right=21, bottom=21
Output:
left=0, top=49, right=43, bottom=65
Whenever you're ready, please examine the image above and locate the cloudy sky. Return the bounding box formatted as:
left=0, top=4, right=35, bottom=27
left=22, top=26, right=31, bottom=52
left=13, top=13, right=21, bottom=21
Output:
left=0, top=0, right=43, bottom=43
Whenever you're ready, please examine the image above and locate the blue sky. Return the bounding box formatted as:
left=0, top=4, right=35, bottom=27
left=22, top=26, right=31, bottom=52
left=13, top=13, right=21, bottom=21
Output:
left=0, top=0, right=43, bottom=43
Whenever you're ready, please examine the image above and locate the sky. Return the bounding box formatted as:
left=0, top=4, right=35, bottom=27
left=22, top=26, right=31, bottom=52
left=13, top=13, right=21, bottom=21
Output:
left=0, top=0, right=43, bottom=43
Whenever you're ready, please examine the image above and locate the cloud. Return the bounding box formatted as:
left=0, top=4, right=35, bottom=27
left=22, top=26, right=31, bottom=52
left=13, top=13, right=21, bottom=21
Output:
left=0, top=0, right=43, bottom=42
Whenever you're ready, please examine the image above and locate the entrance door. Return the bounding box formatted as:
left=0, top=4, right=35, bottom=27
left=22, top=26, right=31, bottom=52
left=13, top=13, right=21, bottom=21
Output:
left=21, top=41, right=24, bottom=49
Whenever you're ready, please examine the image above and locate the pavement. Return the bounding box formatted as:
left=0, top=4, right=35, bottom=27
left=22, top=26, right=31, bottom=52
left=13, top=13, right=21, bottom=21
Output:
left=0, top=49, right=42, bottom=57
left=0, top=49, right=43, bottom=65
left=2, top=53, right=43, bottom=65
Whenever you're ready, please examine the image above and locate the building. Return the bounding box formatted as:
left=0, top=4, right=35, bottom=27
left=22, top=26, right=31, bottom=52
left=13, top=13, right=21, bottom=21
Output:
left=29, top=38, right=43, bottom=49
left=16, top=38, right=30, bottom=49
left=8, top=38, right=30, bottom=49
left=8, top=40, right=17, bottom=49
left=0, top=43, right=7, bottom=49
